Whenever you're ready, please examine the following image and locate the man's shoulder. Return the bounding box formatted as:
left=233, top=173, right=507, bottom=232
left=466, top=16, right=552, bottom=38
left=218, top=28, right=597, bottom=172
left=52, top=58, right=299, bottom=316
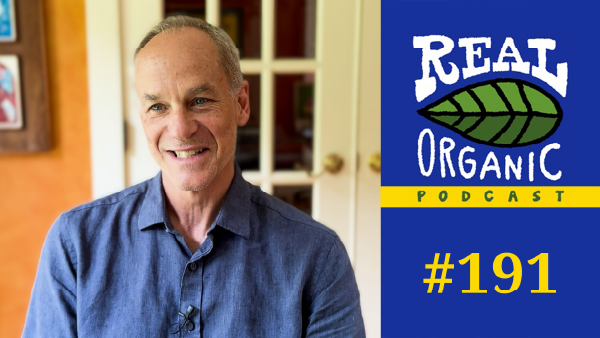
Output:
left=245, top=183, right=337, bottom=239
left=44, top=178, right=155, bottom=256
left=60, top=178, right=152, bottom=222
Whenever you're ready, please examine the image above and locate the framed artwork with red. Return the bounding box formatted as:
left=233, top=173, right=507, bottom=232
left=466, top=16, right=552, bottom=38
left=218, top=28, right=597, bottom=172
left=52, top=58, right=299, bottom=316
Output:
left=0, top=55, right=22, bottom=129
left=0, top=0, right=50, bottom=152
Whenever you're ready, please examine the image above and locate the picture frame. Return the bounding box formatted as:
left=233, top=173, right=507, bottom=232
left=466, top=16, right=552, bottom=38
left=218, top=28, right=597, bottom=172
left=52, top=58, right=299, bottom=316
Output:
left=0, top=0, right=50, bottom=152
left=0, top=55, right=22, bottom=129
left=0, top=0, right=16, bottom=42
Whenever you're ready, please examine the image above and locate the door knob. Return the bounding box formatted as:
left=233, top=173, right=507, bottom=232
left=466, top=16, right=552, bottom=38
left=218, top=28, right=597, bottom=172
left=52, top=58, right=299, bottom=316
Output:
left=368, top=152, right=381, bottom=173
left=307, top=153, right=344, bottom=177
left=323, top=153, right=344, bottom=174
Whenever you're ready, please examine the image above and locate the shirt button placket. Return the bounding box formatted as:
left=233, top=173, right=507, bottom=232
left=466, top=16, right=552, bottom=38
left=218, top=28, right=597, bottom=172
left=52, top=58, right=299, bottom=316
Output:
left=180, top=259, right=203, bottom=337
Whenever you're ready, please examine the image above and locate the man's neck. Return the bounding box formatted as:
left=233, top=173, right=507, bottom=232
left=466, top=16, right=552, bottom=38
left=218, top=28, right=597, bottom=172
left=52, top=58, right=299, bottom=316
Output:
left=162, top=160, right=235, bottom=253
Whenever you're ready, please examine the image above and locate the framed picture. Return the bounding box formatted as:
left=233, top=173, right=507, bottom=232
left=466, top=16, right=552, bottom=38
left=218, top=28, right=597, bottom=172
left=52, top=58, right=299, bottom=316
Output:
left=0, top=0, right=49, bottom=152
left=0, top=55, right=21, bottom=129
left=0, top=0, right=16, bottom=42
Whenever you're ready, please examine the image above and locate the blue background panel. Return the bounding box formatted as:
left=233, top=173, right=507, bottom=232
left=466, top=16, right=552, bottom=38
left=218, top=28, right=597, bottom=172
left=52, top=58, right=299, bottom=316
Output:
left=382, top=0, right=600, bottom=337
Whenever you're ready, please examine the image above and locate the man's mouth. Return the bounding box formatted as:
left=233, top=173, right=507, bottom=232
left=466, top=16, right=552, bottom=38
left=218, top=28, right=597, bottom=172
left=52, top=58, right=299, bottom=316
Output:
left=168, top=149, right=205, bottom=158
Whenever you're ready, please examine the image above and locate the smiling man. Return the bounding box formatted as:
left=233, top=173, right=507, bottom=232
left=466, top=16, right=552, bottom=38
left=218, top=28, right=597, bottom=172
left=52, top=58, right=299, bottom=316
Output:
left=23, top=16, right=365, bottom=337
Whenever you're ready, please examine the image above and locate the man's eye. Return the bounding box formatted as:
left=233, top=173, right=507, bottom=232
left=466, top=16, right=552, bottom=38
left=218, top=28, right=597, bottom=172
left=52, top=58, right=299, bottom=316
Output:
left=194, top=98, right=207, bottom=105
left=150, top=104, right=163, bottom=111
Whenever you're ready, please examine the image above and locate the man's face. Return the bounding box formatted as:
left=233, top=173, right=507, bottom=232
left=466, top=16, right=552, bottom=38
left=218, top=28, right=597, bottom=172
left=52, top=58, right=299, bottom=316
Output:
left=134, top=28, right=249, bottom=191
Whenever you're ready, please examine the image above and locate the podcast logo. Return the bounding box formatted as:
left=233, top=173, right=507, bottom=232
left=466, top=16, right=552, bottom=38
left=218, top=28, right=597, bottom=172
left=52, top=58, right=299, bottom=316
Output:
left=380, top=35, right=594, bottom=208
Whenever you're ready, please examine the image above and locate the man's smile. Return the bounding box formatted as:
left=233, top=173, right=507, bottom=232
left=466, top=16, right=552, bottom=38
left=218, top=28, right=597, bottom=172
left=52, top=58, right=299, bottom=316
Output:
left=166, top=147, right=209, bottom=159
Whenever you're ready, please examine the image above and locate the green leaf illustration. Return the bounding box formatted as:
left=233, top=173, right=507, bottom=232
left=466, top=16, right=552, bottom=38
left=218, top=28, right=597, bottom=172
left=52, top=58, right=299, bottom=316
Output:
left=418, top=79, right=563, bottom=147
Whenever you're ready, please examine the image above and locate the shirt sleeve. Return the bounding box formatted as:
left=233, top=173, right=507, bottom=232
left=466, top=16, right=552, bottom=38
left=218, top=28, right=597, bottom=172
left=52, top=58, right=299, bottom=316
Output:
left=22, top=214, right=78, bottom=338
left=305, top=236, right=366, bottom=338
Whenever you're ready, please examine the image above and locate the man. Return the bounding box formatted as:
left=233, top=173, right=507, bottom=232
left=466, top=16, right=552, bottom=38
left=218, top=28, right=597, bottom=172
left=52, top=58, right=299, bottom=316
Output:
left=23, top=16, right=365, bottom=337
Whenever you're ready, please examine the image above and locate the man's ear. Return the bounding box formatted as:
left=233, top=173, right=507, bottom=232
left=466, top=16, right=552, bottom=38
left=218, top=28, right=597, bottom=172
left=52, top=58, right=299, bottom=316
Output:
left=236, top=80, right=250, bottom=127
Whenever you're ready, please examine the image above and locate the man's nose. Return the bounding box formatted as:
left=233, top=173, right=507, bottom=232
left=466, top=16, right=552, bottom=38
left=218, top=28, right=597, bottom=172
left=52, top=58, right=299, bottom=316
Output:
left=168, top=107, right=199, bottom=140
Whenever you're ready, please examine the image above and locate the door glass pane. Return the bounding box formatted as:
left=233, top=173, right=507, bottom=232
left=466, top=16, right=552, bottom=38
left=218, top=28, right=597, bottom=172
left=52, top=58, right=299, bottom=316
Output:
left=274, top=73, right=314, bottom=171
left=275, top=0, right=316, bottom=58
left=164, top=0, right=262, bottom=59
left=273, top=185, right=312, bottom=215
left=236, top=74, right=260, bottom=171
left=164, top=1, right=207, bottom=18
left=222, top=0, right=261, bottom=58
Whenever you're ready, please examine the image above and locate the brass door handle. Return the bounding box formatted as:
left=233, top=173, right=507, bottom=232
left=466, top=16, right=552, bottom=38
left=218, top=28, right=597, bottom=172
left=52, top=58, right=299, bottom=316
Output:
left=307, top=154, right=344, bottom=177
left=369, top=152, right=381, bottom=173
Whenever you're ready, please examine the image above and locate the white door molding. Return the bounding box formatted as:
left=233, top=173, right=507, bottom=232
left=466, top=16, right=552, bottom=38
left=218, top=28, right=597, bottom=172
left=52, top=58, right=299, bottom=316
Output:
left=85, top=0, right=126, bottom=199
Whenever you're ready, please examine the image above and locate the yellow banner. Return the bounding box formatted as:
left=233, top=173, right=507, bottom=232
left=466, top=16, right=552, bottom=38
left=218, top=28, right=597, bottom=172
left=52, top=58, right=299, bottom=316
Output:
left=381, top=186, right=600, bottom=208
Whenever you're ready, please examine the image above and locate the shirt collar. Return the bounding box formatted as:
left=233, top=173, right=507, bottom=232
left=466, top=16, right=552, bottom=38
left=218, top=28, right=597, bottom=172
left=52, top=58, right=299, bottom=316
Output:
left=137, top=164, right=251, bottom=239
left=137, top=170, right=167, bottom=230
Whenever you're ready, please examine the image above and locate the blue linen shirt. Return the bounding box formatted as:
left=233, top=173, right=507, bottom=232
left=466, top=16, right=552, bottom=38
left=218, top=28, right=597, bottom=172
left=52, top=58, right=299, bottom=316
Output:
left=23, top=165, right=365, bottom=337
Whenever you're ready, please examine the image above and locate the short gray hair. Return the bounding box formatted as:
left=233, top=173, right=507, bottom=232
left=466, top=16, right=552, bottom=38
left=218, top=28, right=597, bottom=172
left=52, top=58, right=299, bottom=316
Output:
left=135, top=16, right=243, bottom=96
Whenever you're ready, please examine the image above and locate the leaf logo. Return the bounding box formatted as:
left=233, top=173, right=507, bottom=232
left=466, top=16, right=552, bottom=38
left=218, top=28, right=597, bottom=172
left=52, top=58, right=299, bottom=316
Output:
left=418, top=79, right=563, bottom=148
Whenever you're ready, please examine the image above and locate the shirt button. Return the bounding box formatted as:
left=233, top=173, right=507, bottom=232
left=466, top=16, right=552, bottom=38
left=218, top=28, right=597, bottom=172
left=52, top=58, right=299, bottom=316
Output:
left=188, top=262, right=197, bottom=272
left=186, top=321, right=195, bottom=331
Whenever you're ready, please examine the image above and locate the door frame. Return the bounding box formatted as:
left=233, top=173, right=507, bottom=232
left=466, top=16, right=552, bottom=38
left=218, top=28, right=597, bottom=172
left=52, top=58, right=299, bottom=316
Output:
left=85, top=0, right=126, bottom=199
